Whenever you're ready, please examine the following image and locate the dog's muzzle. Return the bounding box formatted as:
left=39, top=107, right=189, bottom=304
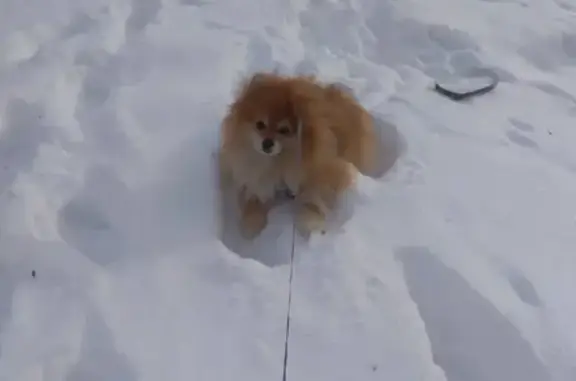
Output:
left=261, top=138, right=274, bottom=153
left=252, top=133, right=282, bottom=156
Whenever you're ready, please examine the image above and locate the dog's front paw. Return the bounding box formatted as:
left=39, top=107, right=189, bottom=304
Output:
left=239, top=200, right=268, bottom=239
left=296, top=203, right=326, bottom=236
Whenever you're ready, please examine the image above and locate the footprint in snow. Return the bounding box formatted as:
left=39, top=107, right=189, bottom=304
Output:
left=125, top=0, right=162, bottom=39
left=509, top=117, right=535, bottom=133
left=530, top=82, right=576, bottom=105
left=504, top=266, right=542, bottom=307
left=396, top=246, right=551, bottom=381
left=0, top=98, right=51, bottom=197
left=60, top=12, right=98, bottom=39
left=244, top=34, right=276, bottom=75
left=0, top=270, right=19, bottom=359
left=57, top=166, right=130, bottom=267
left=65, top=310, right=137, bottom=381
left=506, top=117, right=540, bottom=149
left=506, top=130, right=539, bottom=150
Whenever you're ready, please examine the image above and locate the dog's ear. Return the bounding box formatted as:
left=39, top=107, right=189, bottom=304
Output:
left=247, top=72, right=269, bottom=86
left=233, top=72, right=277, bottom=102
left=228, top=72, right=268, bottom=114
left=244, top=72, right=278, bottom=90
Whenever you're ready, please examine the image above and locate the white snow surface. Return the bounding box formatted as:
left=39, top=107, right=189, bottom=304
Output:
left=1, top=0, right=576, bottom=380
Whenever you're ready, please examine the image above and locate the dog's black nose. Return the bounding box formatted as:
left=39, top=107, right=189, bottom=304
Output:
left=262, top=138, right=274, bottom=152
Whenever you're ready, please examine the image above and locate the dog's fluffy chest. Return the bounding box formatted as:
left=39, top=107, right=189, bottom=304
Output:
left=230, top=154, right=299, bottom=202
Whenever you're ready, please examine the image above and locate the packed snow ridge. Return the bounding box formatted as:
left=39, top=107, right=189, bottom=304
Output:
left=1, top=0, right=576, bottom=380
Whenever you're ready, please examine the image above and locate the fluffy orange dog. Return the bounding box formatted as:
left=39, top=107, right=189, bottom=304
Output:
left=218, top=72, right=376, bottom=239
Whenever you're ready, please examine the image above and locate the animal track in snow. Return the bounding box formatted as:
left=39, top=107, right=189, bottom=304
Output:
left=298, top=0, right=366, bottom=57
left=218, top=194, right=296, bottom=268
left=367, top=114, right=405, bottom=179
left=509, top=117, right=535, bottom=133
left=244, top=34, right=276, bottom=74
left=561, top=32, right=576, bottom=59
left=530, top=82, right=576, bottom=105
left=65, top=310, right=137, bottom=381
left=294, top=58, right=319, bottom=76
left=553, top=0, right=576, bottom=12
left=0, top=269, right=19, bottom=359
left=396, top=246, right=552, bottom=381
left=0, top=99, right=51, bottom=197
left=60, top=127, right=220, bottom=267
left=58, top=167, right=129, bottom=267
left=361, top=1, right=483, bottom=80
left=71, top=0, right=157, bottom=162
left=518, top=31, right=576, bottom=71
left=61, top=12, right=99, bottom=39
left=506, top=130, right=539, bottom=150
left=504, top=267, right=542, bottom=307
left=125, top=0, right=162, bottom=38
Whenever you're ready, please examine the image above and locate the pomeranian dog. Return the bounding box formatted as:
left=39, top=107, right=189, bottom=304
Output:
left=218, top=72, right=376, bottom=239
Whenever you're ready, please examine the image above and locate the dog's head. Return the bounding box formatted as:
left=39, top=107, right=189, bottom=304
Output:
left=226, top=73, right=305, bottom=157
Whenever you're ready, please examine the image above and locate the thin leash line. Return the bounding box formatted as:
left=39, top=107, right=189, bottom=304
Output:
left=281, top=119, right=302, bottom=381
left=281, top=219, right=297, bottom=381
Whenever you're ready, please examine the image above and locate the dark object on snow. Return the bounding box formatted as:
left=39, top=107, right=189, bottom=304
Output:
left=434, top=70, right=499, bottom=101
left=32, top=270, right=36, bottom=278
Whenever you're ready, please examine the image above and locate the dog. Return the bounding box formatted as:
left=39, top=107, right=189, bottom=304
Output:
left=218, top=72, right=376, bottom=239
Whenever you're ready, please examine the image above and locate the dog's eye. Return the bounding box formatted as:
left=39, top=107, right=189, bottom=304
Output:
left=256, top=121, right=266, bottom=130
left=278, top=126, right=291, bottom=135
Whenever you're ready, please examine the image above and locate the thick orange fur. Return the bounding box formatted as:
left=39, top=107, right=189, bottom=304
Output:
left=218, top=72, right=376, bottom=238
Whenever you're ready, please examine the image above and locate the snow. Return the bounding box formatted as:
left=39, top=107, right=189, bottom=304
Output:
left=1, top=0, right=576, bottom=380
